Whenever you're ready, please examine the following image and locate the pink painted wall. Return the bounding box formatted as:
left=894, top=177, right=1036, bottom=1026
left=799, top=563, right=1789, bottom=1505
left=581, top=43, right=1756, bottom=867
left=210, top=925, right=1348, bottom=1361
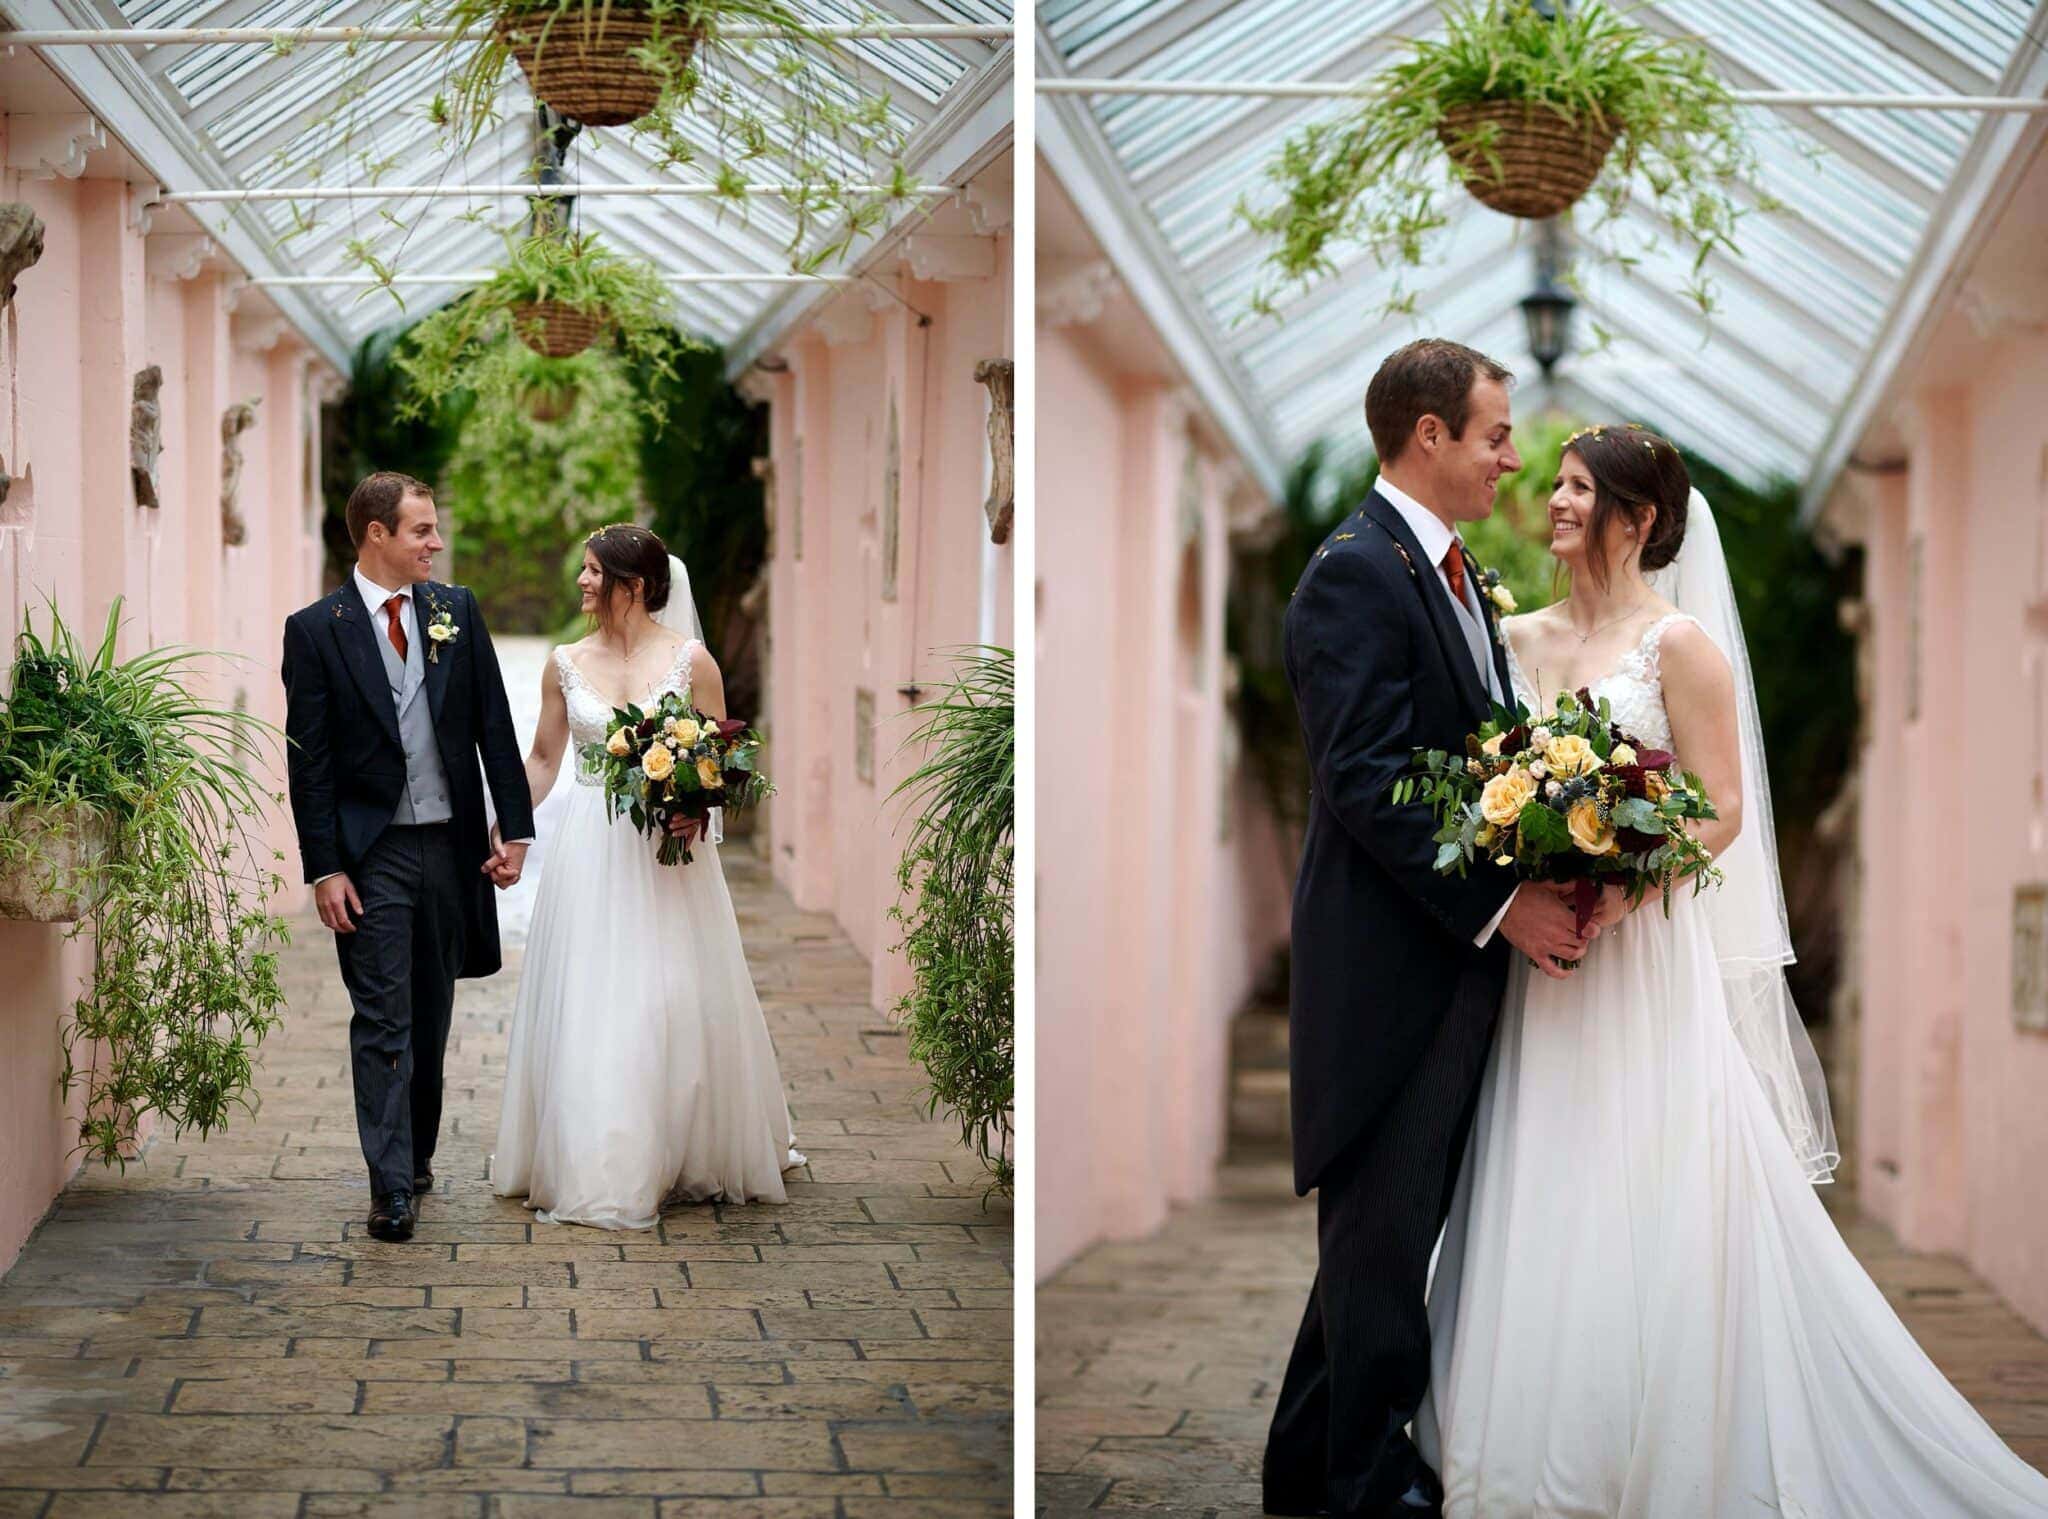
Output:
left=1034, top=309, right=1290, bottom=1280
left=0, top=113, right=333, bottom=1273
left=1835, top=145, right=2048, bottom=1332
left=756, top=175, right=1014, bottom=1016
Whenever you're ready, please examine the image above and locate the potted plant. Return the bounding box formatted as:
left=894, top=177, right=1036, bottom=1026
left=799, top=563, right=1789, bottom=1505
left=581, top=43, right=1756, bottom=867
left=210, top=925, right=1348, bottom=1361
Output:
left=0, top=600, right=288, bottom=1163
left=887, top=647, right=1014, bottom=1197
left=1239, top=0, right=1758, bottom=320
left=426, top=0, right=914, bottom=266
left=396, top=230, right=702, bottom=419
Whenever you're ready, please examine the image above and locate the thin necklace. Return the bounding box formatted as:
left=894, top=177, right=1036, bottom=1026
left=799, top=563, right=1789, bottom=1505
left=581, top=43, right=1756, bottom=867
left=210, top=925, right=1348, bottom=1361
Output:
left=1568, top=596, right=1651, bottom=647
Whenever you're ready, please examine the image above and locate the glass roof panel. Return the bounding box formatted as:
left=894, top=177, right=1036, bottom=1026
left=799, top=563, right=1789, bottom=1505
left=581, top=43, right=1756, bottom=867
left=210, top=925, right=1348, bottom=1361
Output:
left=98, top=0, right=1010, bottom=352
left=1040, top=0, right=2043, bottom=489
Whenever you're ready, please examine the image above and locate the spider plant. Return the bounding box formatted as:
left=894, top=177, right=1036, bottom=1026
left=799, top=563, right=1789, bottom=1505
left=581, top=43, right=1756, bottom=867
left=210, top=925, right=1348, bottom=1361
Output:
left=0, top=599, right=289, bottom=1165
left=395, top=229, right=701, bottom=422
left=1239, top=0, right=1760, bottom=322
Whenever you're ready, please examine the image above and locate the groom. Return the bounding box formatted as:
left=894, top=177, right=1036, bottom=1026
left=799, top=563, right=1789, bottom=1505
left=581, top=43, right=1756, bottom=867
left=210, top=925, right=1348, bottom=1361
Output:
left=1263, top=341, right=1594, bottom=1517
left=281, top=471, right=535, bottom=1242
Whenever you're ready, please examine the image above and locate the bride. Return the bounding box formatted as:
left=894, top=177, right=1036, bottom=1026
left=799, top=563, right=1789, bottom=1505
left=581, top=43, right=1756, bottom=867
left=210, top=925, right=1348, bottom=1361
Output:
left=1416, top=424, right=2048, bottom=1516
left=490, top=523, right=803, bottom=1229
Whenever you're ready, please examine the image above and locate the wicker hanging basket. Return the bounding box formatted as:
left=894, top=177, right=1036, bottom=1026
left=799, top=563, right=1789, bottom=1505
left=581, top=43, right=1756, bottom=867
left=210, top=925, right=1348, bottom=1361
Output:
left=521, top=382, right=581, bottom=422
left=1436, top=101, right=1620, bottom=220
left=0, top=801, right=115, bottom=924
left=493, top=6, right=698, bottom=129
left=511, top=301, right=607, bottom=358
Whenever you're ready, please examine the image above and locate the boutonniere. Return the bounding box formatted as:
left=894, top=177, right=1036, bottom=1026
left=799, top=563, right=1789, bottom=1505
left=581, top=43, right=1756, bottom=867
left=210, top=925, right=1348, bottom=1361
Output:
left=420, top=590, right=460, bottom=663
left=1475, top=563, right=1516, bottom=619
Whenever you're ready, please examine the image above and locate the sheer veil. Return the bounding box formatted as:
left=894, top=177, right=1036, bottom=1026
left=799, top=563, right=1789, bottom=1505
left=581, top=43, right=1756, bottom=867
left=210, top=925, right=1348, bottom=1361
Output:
left=651, top=551, right=719, bottom=845
left=653, top=553, right=704, bottom=642
left=1649, top=488, right=1839, bottom=1183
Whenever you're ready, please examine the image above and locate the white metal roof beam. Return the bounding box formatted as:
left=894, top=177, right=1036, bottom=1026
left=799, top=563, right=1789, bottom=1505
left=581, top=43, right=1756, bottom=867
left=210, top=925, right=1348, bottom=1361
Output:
left=1591, top=261, right=1837, bottom=415
left=1802, top=0, right=2048, bottom=521
left=1077, top=0, right=1247, bottom=78
left=1126, top=2, right=1444, bottom=197
left=1035, top=23, right=1281, bottom=498
left=1633, top=7, right=1942, bottom=211
left=1811, top=0, right=1996, bottom=96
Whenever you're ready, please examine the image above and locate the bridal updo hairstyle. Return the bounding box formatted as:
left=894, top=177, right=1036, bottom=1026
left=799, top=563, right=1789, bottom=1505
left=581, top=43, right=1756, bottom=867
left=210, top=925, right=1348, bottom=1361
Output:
left=1559, top=423, right=1690, bottom=588
left=584, top=524, right=671, bottom=621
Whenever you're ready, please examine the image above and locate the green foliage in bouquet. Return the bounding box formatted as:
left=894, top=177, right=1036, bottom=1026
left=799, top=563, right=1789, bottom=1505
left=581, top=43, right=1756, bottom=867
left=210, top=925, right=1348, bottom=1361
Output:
left=594, top=691, right=772, bottom=865
left=0, top=601, right=288, bottom=1165
left=1395, top=686, right=1722, bottom=915
left=431, top=0, right=917, bottom=268
left=1239, top=0, right=1760, bottom=321
left=395, top=231, right=700, bottom=421
left=888, top=647, right=1013, bottom=1197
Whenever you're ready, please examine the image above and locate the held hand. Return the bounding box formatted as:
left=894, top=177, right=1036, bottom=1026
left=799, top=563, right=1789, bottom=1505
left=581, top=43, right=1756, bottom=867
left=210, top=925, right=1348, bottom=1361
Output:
left=1499, top=883, right=1594, bottom=980
left=1589, top=883, right=1630, bottom=934
left=315, top=874, right=363, bottom=934
left=665, top=815, right=706, bottom=848
left=489, top=840, right=530, bottom=889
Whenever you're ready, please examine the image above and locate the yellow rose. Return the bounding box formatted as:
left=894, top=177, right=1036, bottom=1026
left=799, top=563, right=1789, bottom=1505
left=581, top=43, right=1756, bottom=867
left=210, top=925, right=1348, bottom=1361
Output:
left=674, top=717, right=702, bottom=747
left=1567, top=797, right=1618, bottom=855
left=641, top=744, right=675, bottom=782
left=1480, top=732, right=1505, bottom=757
left=696, top=756, right=721, bottom=788
left=1610, top=743, right=1638, bottom=767
left=1479, top=768, right=1536, bottom=827
left=606, top=728, right=632, bottom=757
left=1490, top=584, right=1517, bottom=614
left=1645, top=771, right=1670, bottom=803
left=1544, top=734, right=1601, bottom=778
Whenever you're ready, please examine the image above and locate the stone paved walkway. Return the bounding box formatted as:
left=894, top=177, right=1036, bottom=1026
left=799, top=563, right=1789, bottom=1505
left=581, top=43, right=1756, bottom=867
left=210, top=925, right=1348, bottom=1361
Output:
left=1036, top=1161, right=2048, bottom=1516
left=0, top=841, right=1012, bottom=1517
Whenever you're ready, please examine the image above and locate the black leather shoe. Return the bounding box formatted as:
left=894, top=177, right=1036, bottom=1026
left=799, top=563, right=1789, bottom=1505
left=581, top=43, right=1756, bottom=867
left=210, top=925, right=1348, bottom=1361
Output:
left=413, top=1170, right=433, bottom=1193
left=1367, top=1478, right=1443, bottom=1518
left=367, top=1190, right=416, bottom=1242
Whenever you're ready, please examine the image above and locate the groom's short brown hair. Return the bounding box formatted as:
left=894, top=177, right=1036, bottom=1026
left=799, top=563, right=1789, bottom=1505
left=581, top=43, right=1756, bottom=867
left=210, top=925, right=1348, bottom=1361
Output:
left=1366, top=340, right=1514, bottom=465
left=345, top=471, right=433, bottom=547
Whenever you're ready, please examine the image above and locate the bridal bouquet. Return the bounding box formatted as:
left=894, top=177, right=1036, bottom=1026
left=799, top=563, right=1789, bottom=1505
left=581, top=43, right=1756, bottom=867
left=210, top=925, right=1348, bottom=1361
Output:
left=593, top=694, right=775, bottom=866
left=1394, top=688, right=1723, bottom=937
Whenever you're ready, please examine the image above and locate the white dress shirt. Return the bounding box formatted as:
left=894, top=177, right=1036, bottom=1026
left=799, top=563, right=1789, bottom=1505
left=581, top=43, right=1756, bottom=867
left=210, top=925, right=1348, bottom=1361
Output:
left=312, top=570, right=531, bottom=889
left=1373, top=477, right=1519, bottom=949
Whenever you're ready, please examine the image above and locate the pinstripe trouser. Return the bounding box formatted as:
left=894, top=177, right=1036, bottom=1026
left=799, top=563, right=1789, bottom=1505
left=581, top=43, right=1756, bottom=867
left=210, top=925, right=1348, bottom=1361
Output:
left=1263, top=958, right=1503, bottom=1515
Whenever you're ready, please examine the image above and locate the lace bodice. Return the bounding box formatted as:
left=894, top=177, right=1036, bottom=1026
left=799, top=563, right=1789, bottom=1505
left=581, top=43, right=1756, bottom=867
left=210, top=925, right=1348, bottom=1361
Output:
left=1504, top=612, right=1694, bottom=752
left=556, top=640, right=697, bottom=785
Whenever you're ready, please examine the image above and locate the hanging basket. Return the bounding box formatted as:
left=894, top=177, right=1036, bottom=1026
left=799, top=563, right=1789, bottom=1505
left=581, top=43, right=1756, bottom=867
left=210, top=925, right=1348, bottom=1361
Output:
left=511, top=301, right=608, bottom=358
left=0, top=801, right=115, bottom=924
left=521, top=381, right=581, bottom=422
left=1436, top=101, right=1619, bottom=220
left=493, top=6, right=696, bottom=129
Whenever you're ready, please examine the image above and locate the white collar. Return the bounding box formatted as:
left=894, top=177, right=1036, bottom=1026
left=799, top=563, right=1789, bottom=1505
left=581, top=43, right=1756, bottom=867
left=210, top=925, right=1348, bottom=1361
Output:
left=353, top=565, right=413, bottom=611
left=1374, top=475, right=1462, bottom=571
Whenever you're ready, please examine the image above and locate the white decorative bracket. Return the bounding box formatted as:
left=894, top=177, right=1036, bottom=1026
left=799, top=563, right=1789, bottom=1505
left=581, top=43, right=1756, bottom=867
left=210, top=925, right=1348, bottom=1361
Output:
left=1037, top=257, right=1121, bottom=328
left=146, top=234, right=216, bottom=282
left=961, top=174, right=1012, bottom=237
left=130, top=185, right=162, bottom=236
left=902, top=233, right=996, bottom=283
left=6, top=114, right=107, bottom=180
left=232, top=311, right=289, bottom=351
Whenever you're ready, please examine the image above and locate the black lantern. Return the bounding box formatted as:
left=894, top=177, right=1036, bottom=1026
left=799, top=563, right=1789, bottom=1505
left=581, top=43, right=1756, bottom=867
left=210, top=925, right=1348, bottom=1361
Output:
left=1520, top=218, right=1576, bottom=381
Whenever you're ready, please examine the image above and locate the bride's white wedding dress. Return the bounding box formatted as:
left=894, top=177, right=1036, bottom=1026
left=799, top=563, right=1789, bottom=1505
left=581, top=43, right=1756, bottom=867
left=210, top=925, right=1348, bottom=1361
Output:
left=490, top=640, right=803, bottom=1229
left=1418, top=613, right=2048, bottom=1517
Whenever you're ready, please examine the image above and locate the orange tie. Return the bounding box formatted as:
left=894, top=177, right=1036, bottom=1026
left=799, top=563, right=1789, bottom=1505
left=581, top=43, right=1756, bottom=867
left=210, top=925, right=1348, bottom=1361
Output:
left=384, top=594, right=408, bottom=662
left=1442, top=544, right=1468, bottom=605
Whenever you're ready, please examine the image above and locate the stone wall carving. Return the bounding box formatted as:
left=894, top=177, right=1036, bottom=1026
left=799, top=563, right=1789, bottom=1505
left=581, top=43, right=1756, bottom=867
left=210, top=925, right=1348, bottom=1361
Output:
left=131, top=366, right=165, bottom=509
left=975, top=358, right=1013, bottom=545
left=221, top=399, right=261, bottom=547
left=0, top=206, right=45, bottom=308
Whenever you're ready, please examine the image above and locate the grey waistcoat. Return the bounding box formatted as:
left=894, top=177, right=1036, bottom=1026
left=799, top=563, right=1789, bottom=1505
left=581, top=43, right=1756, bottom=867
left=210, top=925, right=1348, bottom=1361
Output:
left=371, top=597, right=454, bottom=826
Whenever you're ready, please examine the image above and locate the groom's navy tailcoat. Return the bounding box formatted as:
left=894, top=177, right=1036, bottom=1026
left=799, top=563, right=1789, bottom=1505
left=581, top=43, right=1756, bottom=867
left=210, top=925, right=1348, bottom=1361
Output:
left=280, top=580, right=534, bottom=980
left=1283, top=488, right=1519, bottom=1196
